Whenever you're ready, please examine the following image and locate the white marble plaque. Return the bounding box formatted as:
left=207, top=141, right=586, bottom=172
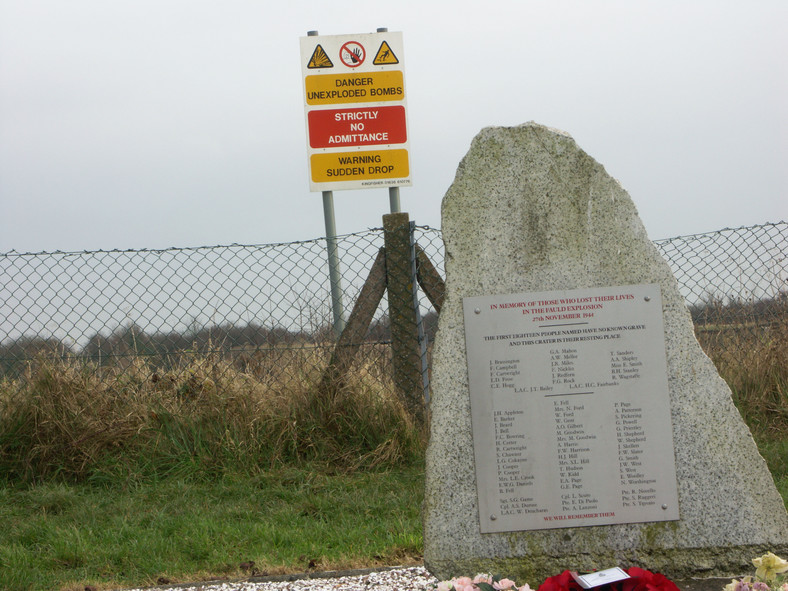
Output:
left=463, top=284, right=679, bottom=532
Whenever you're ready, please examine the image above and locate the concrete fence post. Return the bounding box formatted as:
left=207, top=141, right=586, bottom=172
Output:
left=383, top=212, right=428, bottom=422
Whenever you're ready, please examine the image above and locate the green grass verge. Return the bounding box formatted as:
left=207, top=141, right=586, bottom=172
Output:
left=0, top=466, right=425, bottom=591
left=756, top=437, right=788, bottom=508
left=2, top=445, right=785, bottom=591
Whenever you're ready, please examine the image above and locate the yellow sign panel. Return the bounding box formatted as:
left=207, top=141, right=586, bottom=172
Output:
left=305, top=71, right=404, bottom=105
left=310, top=149, right=409, bottom=183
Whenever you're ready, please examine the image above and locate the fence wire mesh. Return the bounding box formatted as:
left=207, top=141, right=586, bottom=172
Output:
left=1, top=222, right=785, bottom=398
left=653, top=221, right=787, bottom=375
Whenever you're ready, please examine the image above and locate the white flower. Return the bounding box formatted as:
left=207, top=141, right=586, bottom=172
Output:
left=753, top=553, right=788, bottom=582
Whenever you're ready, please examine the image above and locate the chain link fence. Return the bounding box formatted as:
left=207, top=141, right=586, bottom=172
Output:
left=654, top=221, right=787, bottom=379
left=0, top=225, right=444, bottom=405
left=1, top=221, right=786, bottom=398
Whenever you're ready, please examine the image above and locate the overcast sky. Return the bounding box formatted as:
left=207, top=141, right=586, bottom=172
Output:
left=1, top=0, right=786, bottom=253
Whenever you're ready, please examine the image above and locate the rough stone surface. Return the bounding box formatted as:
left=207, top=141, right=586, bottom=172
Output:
left=423, top=122, right=788, bottom=583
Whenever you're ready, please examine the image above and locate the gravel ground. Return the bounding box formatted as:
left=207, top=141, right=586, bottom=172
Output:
left=116, top=565, right=731, bottom=591
left=120, top=566, right=440, bottom=591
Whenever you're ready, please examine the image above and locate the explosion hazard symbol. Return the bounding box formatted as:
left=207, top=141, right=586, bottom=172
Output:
left=307, top=44, right=333, bottom=69
left=373, top=41, right=399, bottom=65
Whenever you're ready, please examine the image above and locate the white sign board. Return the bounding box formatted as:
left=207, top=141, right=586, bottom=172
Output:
left=300, top=31, right=411, bottom=192
left=463, top=284, right=679, bottom=532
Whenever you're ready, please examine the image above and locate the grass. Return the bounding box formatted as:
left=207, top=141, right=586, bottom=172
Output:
left=0, top=348, right=426, bottom=590
left=758, top=439, right=788, bottom=503
left=0, top=315, right=786, bottom=590
left=0, top=466, right=424, bottom=591
left=696, top=318, right=788, bottom=502
left=0, top=350, right=423, bottom=484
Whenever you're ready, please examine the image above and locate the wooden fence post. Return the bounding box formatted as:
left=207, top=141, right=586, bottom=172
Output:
left=415, top=244, right=445, bottom=313
left=319, top=215, right=439, bottom=421
left=319, top=247, right=387, bottom=393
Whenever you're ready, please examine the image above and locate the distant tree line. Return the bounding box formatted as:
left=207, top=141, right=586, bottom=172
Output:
left=688, top=291, right=787, bottom=326
left=2, top=291, right=785, bottom=378
left=0, top=311, right=442, bottom=377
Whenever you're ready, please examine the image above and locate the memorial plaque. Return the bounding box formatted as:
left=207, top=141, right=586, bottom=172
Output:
left=463, top=283, right=679, bottom=533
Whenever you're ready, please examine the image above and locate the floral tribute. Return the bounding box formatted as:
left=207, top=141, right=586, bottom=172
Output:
left=537, top=568, right=678, bottom=591
left=725, top=552, right=788, bottom=591
left=436, top=567, right=677, bottom=591
left=436, top=573, right=532, bottom=591
left=436, top=553, right=788, bottom=591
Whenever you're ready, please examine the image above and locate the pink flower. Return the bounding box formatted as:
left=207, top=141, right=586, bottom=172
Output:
left=519, top=585, right=533, bottom=591
left=475, top=575, right=494, bottom=585
left=437, top=581, right=453, bottom=591
left=494, top=579, right=518, bottom=590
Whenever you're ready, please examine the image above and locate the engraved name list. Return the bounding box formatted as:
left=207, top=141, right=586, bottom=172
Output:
left=463, top=284, right=679, bottom=533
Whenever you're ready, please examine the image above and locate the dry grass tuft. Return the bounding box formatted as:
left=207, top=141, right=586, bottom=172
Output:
left=0, top=349, right=425, bottom=485
left=2, top=308, right=785, bottom=487
left=697, top=319, right=788, bottom=439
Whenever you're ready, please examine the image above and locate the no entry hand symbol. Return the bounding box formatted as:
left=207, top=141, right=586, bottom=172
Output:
left=339, top=41, right=365, bottom=67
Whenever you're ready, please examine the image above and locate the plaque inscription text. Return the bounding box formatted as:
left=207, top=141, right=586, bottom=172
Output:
left=463, top=284, right=679, bottom=533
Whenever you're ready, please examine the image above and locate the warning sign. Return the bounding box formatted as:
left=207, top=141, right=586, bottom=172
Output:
left=307, top=105, right=407, bottom=148
left=339, top=41, right=365, bottom=67
left=373, top=41, right=399, bottom=65
left=304, top=71, right=404, bottom=106
left=310, top=149, right=409, bottom=183
left=307, top=45, right=333, bottom=69
left=300, top=31, right=410, bottom=192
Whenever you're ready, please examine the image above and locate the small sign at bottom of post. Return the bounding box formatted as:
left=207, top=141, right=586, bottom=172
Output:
left=572, top=568, right=630, bottom=589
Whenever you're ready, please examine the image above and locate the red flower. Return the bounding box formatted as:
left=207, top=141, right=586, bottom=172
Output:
left=622, top=567, right=680, bottom=591
left=537, top=568, right=678, bottom=591
left=538, top=570, right=583, bottom=591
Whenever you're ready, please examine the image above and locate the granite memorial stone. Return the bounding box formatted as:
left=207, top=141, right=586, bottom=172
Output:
left=423, top=122, right=788, bottom=583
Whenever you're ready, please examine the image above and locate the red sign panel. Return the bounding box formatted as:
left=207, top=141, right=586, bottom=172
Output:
left=308, top=105, right=407, bottom=149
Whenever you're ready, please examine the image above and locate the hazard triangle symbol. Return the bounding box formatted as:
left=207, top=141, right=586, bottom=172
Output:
left=307, top=44, right=333, bottom=69
left=373, top=41, right=399, bottom=65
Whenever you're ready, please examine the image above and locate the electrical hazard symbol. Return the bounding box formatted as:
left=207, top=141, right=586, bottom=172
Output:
left=307, top=44, right=333, bottom=69
left=373, top=41, right=399, bottom=65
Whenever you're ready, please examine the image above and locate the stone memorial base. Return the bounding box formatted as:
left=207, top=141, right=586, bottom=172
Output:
left=423, top=123, right=788, bottom=583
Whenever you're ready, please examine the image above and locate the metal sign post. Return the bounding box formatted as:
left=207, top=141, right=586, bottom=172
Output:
left=307, top=31, right=346, bottom=337
left=322, top=190, right=345, bottom=336
left=375, top=28, right=402, bottom=216
left=389, top=186, right=401, bottom=213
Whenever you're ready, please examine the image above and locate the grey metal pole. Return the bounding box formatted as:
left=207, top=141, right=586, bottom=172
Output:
left=389, top=186, right=401, bottom=213
left=376, top=29, right=402, bottom=214
left=322, top=190, right=346, bottom=336
left=409, top=220, right=430, bottom=404
left=308, top=30, right=345, bottom=337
